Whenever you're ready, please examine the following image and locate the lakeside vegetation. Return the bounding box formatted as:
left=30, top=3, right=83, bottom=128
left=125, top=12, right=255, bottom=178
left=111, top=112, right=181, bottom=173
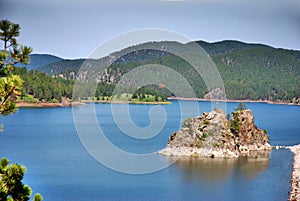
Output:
left=83, top=93, right=170, bottom=104
left=13, top=68, right=170, bottom=104
left=14, top=67, right=74, bottom=102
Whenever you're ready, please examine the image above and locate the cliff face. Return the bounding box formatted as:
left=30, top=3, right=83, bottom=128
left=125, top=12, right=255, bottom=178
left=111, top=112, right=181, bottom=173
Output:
left=159, top=109, right=271, bottom=158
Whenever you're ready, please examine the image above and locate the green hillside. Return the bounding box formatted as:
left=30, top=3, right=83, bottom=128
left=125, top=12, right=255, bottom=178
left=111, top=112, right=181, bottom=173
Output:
left=194, top=40, right=272, bottom=56
left=14, top=68, right=74, bottom=102
left=23, top=40, right=300, bottom=103
left=39, top=59, right=85, bottom=75
left=213, top=47, right=300, bottom=101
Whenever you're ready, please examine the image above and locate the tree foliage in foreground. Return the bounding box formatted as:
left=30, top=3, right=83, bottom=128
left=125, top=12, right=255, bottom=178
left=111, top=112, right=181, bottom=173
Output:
left=0, top=158, right=43, bottom=201
left=0, top=19, right=31, bottom=115
left=0, top=19, right=42, bottom=201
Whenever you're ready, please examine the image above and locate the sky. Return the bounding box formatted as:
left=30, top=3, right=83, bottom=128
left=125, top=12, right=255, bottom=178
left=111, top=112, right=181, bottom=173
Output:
left=0, top=0, right=299, bottom=59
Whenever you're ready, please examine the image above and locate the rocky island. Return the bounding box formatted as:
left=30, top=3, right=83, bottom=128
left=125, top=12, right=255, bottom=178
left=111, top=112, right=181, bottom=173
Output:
left=158, top=104, right=271, bottom=158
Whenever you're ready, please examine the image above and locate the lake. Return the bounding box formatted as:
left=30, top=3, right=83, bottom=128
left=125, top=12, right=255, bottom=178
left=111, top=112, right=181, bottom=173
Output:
left=0, top=101, right=299, bottom=201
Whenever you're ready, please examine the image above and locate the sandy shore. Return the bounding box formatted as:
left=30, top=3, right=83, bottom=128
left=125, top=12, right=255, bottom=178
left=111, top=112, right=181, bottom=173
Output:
left=16, top=101, right=69, bottom=108
left=288, top=144, right=300, bottom=201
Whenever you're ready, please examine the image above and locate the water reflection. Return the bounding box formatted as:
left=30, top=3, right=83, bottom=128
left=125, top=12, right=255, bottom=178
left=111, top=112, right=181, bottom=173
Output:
left=171, top=151, right=270, bottom=182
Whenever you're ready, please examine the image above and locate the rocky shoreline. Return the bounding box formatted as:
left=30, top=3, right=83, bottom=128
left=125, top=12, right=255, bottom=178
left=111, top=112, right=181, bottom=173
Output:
left=158, top=145, right=271, bottom=158
left=288, top=144, right=300, bottom=201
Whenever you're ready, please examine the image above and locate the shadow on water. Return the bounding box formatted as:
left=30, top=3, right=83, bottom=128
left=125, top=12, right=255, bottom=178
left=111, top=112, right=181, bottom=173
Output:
left=169, top=150, right=270, bottom=183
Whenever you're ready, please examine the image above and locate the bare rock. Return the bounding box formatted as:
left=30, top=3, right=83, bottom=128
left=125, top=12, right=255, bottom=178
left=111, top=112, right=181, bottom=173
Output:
left=158, top=109, right=271, bottom=158
left=204, top=88, right=225, bottom=100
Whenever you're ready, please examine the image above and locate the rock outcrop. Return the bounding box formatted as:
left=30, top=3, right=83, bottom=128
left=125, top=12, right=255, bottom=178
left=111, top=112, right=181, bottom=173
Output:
left=204, top=88, right=225, bottom=100
left=158, top=109, right=271, bottom=158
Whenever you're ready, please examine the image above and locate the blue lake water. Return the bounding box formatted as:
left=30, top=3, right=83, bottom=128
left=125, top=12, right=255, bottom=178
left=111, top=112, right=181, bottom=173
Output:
left=0, top=101, right=299, bottom=201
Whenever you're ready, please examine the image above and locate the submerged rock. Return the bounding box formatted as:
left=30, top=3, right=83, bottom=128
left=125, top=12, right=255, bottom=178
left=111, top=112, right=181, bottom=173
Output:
left=158, top=109, right=271, bottom=158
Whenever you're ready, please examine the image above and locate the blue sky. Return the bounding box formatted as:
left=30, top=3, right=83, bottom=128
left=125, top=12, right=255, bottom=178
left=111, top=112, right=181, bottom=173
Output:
left=0, top=0, right=299, bottom=59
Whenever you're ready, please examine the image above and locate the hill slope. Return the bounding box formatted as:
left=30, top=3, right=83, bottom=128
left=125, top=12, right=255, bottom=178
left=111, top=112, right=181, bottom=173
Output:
left=17, top=54, right=63, bottom=70
left=33, top=40, right=300, bottom=103
left=39, top=59, right=85, bottom=75
left=194, top=40, right=273, bottom=56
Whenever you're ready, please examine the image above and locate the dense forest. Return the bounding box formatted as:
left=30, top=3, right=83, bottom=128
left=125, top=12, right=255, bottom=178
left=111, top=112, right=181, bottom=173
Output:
left=14, top=68, right=74, bottom=102
left=14, top=68, right=168, bottom=102
left=17, top=40, right=300, bottom=103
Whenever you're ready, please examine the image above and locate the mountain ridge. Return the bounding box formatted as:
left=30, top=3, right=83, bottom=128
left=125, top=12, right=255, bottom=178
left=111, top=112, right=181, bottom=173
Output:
left=16, top=54, right=63, bottom=70
left=19, top=40, right=300, bottom=103
left=35, top=40, right=300, bottom=74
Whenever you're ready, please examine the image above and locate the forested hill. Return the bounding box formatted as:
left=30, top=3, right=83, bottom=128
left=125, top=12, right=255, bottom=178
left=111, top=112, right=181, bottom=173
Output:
left=194, top=40, right=273, bottom=56
left=22, top=40, right=300, bottom=103
left=39, top=59, right=85, bottom=75
left=212, top=47, right=300, bottom=100
left=16, top=54, right=63, bottom=70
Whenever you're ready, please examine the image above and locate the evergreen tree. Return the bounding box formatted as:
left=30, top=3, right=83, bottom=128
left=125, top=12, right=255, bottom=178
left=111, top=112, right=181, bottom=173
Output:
left=0, top=158, right=43, bottom=201
left=234, top=102, right=247, bottom=111
left=0, top=19, right=32, bottom=115
left=0, top=19, right=42, bottom=201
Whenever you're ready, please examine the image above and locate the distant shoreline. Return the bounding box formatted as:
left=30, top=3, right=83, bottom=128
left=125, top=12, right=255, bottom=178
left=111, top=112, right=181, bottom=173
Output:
left=81, top=100, right=172, bottom=105
left=168, top=97, right=300, bottom=106
left=16, top=97, right=299, bottom=108
left=15, top=100, right=171, bottom=108
left=16, top=101, right=70, bottom=108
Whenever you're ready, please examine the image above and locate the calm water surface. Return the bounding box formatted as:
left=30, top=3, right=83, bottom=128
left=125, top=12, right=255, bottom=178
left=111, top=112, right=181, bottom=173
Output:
left=0, top=101, right=299, bottom=201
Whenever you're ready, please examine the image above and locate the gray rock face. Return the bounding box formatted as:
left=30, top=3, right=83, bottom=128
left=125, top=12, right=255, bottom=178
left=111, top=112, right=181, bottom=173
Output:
left=159, top=109, right=271, bottom=158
